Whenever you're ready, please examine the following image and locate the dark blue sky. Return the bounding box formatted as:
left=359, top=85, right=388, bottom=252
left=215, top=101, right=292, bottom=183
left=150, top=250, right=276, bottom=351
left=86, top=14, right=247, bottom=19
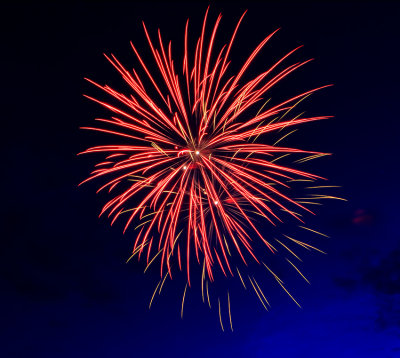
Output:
left=1, top=1, right=400, bottom=357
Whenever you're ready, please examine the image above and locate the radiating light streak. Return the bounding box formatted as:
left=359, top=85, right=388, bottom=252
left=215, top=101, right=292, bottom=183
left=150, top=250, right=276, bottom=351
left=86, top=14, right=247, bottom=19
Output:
left=149, top=279, right=162, bottom=309
left=248, top=276, right=269, bottom=311
left=298, top=225, right=330, bottom=238
left=218, top=298, right=224, bottom=331
left=253, top=277, right=270, bottom=307
left=158, top=272, right=169, bottom=294
left=286, top=258, right=310, bottom=284
left=283, top=234, right=326, bottom=254
left=236, top=267, right=247, bottom=289
left=206, top=280, right=211, bottom=308
left=275, top=238, right=302, bottom=261
left=181, top=283, right=188, bottom=318
left=227, top=291, right=233, bottom=331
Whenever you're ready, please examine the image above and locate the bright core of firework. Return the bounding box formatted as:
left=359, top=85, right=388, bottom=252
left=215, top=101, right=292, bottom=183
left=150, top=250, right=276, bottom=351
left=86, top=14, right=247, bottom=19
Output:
left=80, top=7, right=333, bottom=311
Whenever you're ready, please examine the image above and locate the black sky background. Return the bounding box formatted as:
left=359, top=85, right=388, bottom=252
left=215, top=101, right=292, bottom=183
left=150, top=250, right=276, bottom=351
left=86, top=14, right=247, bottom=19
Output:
left=1, top=1, right=400, bottom=357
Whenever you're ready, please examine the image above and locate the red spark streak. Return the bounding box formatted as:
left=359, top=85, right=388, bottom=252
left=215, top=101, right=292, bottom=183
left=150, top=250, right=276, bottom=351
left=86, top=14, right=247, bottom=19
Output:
left=80, top=9, right=331, bottom=285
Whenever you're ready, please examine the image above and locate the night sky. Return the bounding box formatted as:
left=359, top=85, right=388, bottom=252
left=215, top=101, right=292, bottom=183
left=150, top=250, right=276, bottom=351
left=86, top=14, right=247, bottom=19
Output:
left=2, top=1, right=400, bottom=357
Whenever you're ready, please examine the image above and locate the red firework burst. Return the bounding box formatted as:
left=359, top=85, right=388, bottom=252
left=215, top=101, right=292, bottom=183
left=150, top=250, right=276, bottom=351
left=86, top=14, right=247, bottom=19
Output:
left=80, top=8, right=334, bottom=315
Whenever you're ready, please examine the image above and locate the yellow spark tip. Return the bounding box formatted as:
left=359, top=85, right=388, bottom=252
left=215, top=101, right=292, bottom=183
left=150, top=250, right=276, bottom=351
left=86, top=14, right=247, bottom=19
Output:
left=218, top=298, right=224, bottom=331
left=181, top=283, right=188, bottom=319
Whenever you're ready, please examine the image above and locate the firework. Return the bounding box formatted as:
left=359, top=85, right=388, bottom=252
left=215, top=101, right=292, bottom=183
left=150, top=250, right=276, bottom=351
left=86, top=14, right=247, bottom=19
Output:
left=80, top=8, right=335, bottom=323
